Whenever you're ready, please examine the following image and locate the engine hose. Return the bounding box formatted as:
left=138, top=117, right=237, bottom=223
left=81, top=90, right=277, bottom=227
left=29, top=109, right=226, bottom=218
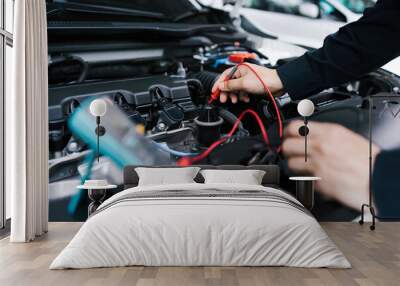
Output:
left=77, top=58, right=89, bottom=83
left=218, top=108, right=249, bottom=136
left=186, top=78, right=205, bottom=96
left=190, top=71, right=219, bottom=95
left=49, top=54, right=89, bottom=83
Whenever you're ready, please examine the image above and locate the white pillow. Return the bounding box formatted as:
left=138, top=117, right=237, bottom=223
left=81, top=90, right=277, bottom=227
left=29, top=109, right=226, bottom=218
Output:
left=135, top=167, right=201, bottom=186
left=200, top=169, right=266, bottom=185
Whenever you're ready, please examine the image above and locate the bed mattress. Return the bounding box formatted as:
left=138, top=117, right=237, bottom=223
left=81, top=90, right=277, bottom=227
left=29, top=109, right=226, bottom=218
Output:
left=50, top=183, right=350, bottom=269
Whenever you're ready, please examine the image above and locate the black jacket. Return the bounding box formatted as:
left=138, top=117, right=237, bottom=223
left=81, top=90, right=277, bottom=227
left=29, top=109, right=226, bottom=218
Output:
left=277, top=0, right=400, bottom=100
left=277, top=0, right=400, bottom=217
left=373, top=149, right=400, bottom=218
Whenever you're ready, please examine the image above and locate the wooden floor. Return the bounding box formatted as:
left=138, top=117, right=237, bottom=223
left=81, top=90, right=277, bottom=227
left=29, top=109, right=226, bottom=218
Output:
left=0, top=222, right=399, bottom=286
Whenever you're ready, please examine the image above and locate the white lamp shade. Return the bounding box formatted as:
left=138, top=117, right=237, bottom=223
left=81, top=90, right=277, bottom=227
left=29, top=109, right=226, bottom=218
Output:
left=297, top=99, right=315, bottom=117
left=89, top=99, right=107, bottom=117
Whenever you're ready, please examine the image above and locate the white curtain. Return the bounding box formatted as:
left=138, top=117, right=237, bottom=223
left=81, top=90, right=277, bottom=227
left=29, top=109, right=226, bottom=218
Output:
left=8, top=0, right=49, bottom=242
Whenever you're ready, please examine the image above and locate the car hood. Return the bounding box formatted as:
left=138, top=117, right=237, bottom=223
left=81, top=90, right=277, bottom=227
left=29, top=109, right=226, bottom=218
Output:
left=47, top=0, right=202, bottom=20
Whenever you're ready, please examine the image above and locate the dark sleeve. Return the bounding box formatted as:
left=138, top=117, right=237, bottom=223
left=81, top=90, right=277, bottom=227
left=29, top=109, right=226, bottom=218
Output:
left=276, top=0, right=400, bottom=100
left=372, top=149, right=400, bottom=218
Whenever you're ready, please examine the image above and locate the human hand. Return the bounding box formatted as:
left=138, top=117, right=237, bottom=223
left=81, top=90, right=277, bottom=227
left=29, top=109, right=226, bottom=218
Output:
left=211, top=63, right=284, bottom=103
left=282, top=121, right=381, bottom=210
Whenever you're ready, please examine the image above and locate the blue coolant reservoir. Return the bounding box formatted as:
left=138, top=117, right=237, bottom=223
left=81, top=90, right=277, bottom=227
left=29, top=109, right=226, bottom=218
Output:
left=68, top=97, right=173, bottom=167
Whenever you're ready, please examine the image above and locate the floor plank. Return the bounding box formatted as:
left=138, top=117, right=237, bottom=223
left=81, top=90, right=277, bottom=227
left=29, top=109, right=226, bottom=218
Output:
left=0, top=222, right=399, bottom=286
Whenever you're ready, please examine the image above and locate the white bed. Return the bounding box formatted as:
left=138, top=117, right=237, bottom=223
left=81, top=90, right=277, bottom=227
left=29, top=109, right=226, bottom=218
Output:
left=50, top=182, right=350, bottom=269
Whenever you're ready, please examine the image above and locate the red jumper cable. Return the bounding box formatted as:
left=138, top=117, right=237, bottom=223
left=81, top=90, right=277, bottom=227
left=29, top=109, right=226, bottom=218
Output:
left=178, top=63, right=283, bottom=166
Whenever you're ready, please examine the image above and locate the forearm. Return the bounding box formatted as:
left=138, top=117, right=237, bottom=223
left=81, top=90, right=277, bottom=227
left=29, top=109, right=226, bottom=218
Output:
left=277, top=0, right=400, bottom=100
left=372, top=149, right=400, bottom=218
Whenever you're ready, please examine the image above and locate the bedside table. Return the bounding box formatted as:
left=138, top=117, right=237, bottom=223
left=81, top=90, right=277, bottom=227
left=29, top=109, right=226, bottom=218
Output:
left=77, top=184, right=117, bottom=216
left=289, top=177, right=321, bottom=210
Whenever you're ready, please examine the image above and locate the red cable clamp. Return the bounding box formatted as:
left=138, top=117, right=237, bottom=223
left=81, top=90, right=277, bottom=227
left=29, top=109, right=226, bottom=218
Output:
left=228, top=53, right=257, bottom=64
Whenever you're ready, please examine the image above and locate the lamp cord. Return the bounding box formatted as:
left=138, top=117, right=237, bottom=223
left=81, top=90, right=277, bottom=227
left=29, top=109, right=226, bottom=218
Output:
left=305, top=117, right=308, bottom=162
left=96, top=116, right=100, bottom=162
left=97, top=124, right=100, bottom=162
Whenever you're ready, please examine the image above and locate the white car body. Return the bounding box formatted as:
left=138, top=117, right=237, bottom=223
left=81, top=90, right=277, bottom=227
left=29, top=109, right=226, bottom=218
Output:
left=202, top=0, right=362, bottom=48
left=240, top=6, right=344, bottom=49
left=200, top=0, right=400, bottom=76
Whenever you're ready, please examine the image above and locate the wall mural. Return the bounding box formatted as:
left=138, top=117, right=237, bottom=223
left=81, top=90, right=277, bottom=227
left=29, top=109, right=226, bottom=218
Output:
left=47, top=1, right=400, bottom=222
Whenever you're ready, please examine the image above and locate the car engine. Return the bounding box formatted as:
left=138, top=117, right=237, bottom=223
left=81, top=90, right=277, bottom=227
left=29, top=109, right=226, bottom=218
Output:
left=46, top=20, right=400, bottom=222
left=48, top=41, right=400, bottom=181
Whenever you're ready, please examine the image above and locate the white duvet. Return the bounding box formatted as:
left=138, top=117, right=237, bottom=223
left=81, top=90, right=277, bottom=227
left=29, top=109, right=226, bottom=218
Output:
left=50, top=183, right=350, bottom=269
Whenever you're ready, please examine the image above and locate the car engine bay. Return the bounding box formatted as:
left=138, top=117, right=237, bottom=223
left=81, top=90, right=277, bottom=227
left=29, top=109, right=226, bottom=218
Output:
left=49, top=44, right=400, bottom=165
left=46, top=2, right=400, bottom=221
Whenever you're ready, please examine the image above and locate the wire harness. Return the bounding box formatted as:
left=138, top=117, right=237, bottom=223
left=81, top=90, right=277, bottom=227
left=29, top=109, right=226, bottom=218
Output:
left=178, top=63, right=283, bottom=166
